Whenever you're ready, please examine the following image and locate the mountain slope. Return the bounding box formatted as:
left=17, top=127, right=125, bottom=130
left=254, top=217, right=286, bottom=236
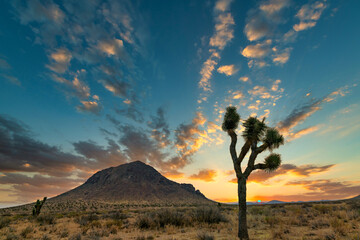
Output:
left=52, top=161, right=210, bottom=204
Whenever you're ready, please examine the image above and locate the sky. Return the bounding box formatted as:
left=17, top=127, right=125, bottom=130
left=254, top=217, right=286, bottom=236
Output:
left=0, top=0, right=359, bottom=208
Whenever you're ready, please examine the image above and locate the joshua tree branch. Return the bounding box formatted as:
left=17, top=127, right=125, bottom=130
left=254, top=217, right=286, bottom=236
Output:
left=244, top=150, right=258, bottom=177
left=257, top=143, right=268, bottom=154
left=228, top=129, right=242, bottom=176
left=238, top=140, right=251, bottom=165
left=254, top=163, right=267, bottom=170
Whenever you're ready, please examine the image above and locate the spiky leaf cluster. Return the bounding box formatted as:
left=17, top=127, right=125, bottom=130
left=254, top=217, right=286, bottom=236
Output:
left=263, top=128, right=284, bottom=151
left=264, top=153, right=281, bottom=172
left=242, top=117, right=267, bottom=142
left=222, top=106, right=240, bottom=132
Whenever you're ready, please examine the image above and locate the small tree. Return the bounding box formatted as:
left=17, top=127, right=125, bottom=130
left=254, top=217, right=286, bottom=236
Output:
left=32, top=197, right=47, bottom=216
left=222, top=106, right=284, bottom=240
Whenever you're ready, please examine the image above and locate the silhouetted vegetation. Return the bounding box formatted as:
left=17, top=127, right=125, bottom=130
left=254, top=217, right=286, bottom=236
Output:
left=222, top=106, right=284, bottom=239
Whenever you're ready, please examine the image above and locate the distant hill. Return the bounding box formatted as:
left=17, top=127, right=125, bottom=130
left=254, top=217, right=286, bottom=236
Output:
left=52, top=161, right=210, bottom=204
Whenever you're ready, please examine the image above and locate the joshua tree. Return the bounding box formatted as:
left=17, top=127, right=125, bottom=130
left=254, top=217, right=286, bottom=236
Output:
left=32, top=197, right=47, bottom=216
left=222, top=106, right=284, bottom=240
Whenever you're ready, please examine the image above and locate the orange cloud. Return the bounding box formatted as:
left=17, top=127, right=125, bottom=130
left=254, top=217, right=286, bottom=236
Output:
left=254, top=179, right=360, bottom=202
left=217, top=64, right=238, bottom=76
left=189, top=169, right=217, bottom=182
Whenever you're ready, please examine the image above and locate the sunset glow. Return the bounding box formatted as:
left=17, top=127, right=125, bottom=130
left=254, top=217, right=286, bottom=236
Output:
left=0, top=0, right=360, bottom=208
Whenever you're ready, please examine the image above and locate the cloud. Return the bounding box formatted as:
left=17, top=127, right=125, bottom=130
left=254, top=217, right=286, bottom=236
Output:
left=242, top=40, right=272, bottom=58
left=256, top=179, right=360, bottom=201
left=272, top=48, right=291, bottom=64
left=11, top=0, right=142, bottom=114
left=293, top=22, right=316, bottom=31
left=244, top=13, right=271, bottom=42
left=199, top=50, right=220, bottom=92
left=73, top=139, right=127, bottom=169
left=209, top=13, right=235, bottom=50
left=244, top=0, right=289, bottom=42
left=97, top=38, right=124, bottom=57
left=0, top=58, right=11, bottom=70
left=239, top=76, right=249, bottom=82
left=248, top=86, right=271, bottom=99
left=254, top=179, right=360, bottom=202
left=51, top=74, right=91, bottom=100
left=148, top=107, right=171, bottom=148
left=46, top=48, right=72, bottom=74
left=115, top=104, right=144, bottom=123
left=12, top=0, right=65, bottom=25
left=0, top=114, right=90, bottom=177
left=1, top=74, right=21, bottom=86
left=215, top=0, right=233, bottom=12
left=77, top=100, right=102, bottom=115
left=293, top=1, right=326, bottom=32
left=277, top=87, right=348, bottom=138
left=260, top=0, right=290, bottom=15
left=217, top=64, right=238, bottom=76
left=0, top=173, right=83, bottom=203
left=189, top=169, right=217, bottom=182
left=232, top=90, right=244, bottom=99
left=288, top=125, right=320, bottom=141
left=100, top=78, right=129, bottom=97
left=229, top=163, right=335, bottom=184
left=198, top=0, right=234, bottom=94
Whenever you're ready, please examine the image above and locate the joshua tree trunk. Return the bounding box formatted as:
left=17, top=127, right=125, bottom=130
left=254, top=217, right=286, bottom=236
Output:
left=238, top=177, right=249, bottom=240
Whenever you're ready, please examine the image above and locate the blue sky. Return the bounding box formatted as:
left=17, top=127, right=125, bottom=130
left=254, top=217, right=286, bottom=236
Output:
left=0, top=0, right=359, bottom=207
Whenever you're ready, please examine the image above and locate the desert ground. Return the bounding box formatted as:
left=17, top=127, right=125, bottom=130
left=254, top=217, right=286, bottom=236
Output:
left=0, top=199, right=359, bottom=240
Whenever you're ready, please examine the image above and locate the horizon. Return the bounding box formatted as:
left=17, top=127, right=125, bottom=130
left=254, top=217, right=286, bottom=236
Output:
left=1, top=0, right=360, bottom=208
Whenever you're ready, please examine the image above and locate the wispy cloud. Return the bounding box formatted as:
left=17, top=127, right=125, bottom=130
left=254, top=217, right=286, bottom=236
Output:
left=198, top=0, right=234, bottom=96
left=277, top=86, right=349, bottom=140
left=228, top=163, right=334, bottom=184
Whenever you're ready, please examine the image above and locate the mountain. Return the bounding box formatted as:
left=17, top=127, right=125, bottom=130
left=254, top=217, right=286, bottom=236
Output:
left=52, top=161, right=210, bottom=204
left=348, top=195, right=360, bottom=200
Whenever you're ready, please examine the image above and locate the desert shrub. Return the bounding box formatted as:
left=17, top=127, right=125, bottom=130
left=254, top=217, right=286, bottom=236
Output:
left=60, top=229, right=69, bottom=238
left=5, top=234, right=19, bottom=240
left=314, top=204, right=332, bottom=214
left=264, top=215, right=279, bottom=227
left=196, top=232, right=214, bottom=240
left=41, top=234, right=51, bottom=240
left=0, top=217, right=11, bottom=229
left=136, top=236, right=154, bottom=240
left=192, top=207, right=227, bottom=224
left=330, top=218, right=348, bottom=236
left=105, top=219, right=122, bottom=229
left=76, top=213, right=99, bottom=226
left=37, top=214, right=56, bottom=225
left=103, top=211, right=128, bottom=220
left=136, top=209, right=187, bottom=229
left=69, top=233, right=82, bottom=240
left=136, top=214, right=153, bottom=229
left=310, top=217, right=330, bottom=229
left=20, top=226, right=33, bottom=238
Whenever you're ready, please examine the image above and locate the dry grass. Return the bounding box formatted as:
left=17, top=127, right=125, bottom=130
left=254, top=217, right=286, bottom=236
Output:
left=0, top=200, right=359, bottom=239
